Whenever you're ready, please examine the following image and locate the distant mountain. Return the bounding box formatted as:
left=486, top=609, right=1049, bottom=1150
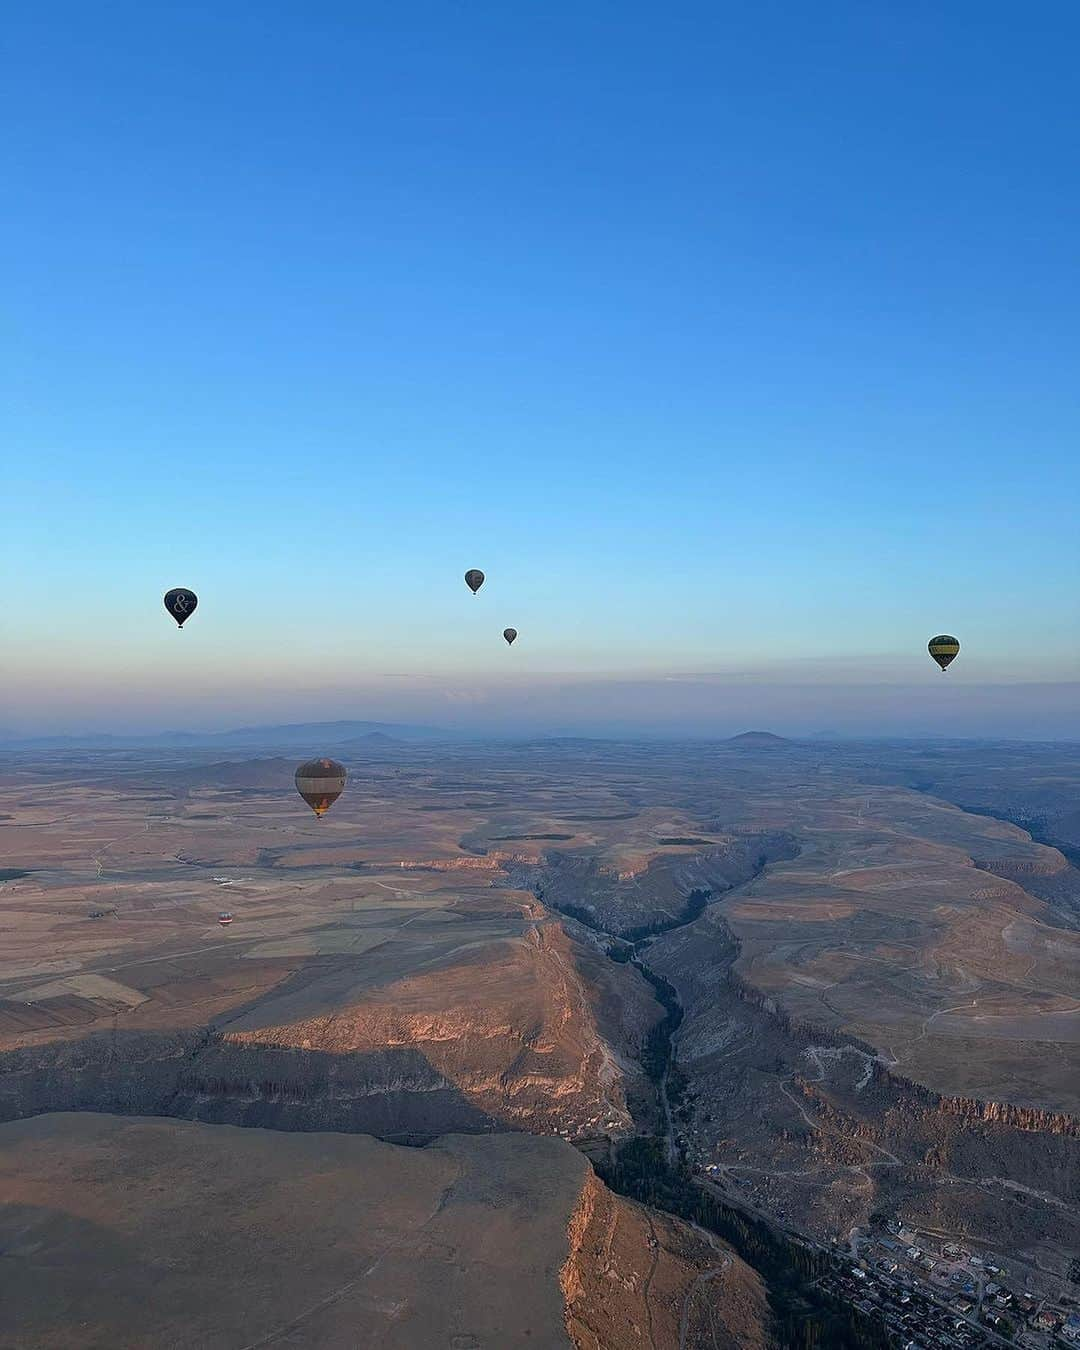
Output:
left=723, top=730, right=793, bottom=747
left=342, top=731, right=401, bottom=746
left=168, top=719, right=445, bottom=746
left=0, top=719, right=446, bottom=750
left=190, top=718, right=448, bottom=750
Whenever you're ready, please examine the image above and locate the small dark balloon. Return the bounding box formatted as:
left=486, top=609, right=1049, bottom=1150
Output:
left=927, top=635, right=960, bottom=672
left=465, top=569, right=485, bottom=594
left=503, top=628, right=518, bottom=645
left=295, top=757, right=347, bottom=817
left=164, top=588, right=198, bottom=628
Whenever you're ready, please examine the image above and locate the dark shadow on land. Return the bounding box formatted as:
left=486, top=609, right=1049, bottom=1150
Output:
left=0, top=1202, right=160, bottom=1343
left=0, top=1030, right=503, bottom=1143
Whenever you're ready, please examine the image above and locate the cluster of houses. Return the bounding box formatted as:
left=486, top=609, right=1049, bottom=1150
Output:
left=821, top=1258, right=997, bottom=1348
left=825, top=1216, right=1080, bottom=1349
left=1033, top=1309, right=1080, bottom=1343
left=698, top=1164, right=1079, bottom=1349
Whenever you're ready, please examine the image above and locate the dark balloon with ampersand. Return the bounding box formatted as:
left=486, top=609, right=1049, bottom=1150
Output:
left=503, top=628, right=517, bottom=645
left=464, top=569, right=485, bottom=594
left=164, top=588, right=198, bottom=628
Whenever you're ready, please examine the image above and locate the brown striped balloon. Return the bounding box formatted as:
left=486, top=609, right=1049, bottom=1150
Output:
left=294, top=757, right=347, bottom=817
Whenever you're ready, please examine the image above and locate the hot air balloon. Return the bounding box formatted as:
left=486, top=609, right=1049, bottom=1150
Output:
left=218, top=912, right=234, bottom=927
left=503, top=628, right=517, bottom=645
left=164, top=588, right=198, bottom=628
left=295, top=758, right=347, bottom=817
left=465, top=569, right=485, bottom=595
left=928, top=635, right=960, bottom=672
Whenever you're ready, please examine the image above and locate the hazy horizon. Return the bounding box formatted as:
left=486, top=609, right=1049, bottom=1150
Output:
left=5, top=672, right=1079, bottom=742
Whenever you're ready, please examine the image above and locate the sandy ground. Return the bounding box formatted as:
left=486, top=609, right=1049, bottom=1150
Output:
left=0, top=1112, right=584, bottom=1348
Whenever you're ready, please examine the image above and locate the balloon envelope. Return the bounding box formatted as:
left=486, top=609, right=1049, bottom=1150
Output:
left=503, top=628, right=517, bottom=645
left=164, top=588, right=198, bottom=627
left=928, top=635, right=960, bottom=672
left=464, top=569, right=485, bottom=594
left=295, top=757, right=347, bottom=817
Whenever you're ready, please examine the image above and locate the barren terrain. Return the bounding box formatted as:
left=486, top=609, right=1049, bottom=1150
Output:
left=1, top=735, right=1078, bottom=1339
left=0, top=1112, right=766, bottom=1349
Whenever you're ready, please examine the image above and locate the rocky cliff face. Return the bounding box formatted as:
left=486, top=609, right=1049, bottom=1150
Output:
left=221, top=921, right=657, bottom=1137
left=0, top=916, right=661, bottom=1144
left=562, top=1170, right=769, bottom=1350
left=790, top=1072, right=1080, bottom=1198
left=879, top=1065, right=1080, bottom=1137
left=785, top=1071, right=1080, bottom=1261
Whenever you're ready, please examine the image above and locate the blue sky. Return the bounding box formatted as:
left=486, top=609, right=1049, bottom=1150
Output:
left=3, top=2, right=1078, bottom=735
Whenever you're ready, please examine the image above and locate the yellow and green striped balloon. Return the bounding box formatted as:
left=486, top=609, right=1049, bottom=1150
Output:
left=927, top=634, right=960, bottom=672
